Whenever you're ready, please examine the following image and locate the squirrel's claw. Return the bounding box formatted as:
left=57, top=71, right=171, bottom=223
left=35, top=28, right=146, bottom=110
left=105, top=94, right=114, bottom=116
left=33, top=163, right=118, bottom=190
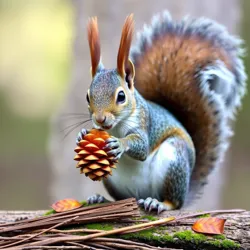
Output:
left=76, top=128, right=89, bottom=145
left=87, top=194, right=109, bottom=205
left=137, top=197, right=169, bottom=214
left=105, top=137, right=120, bottom=149
left=105, top=137, right=125, bottom=160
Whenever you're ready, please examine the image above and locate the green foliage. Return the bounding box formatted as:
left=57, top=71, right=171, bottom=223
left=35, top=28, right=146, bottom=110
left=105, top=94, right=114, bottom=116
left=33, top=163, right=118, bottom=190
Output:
left=43, top=209, right=57, bottom=216
left=209, top=239, right=240, bottom=249
left=120, top=228, right=174, bottom=244
left=213, top=234, right=226, bottom=240
left=173, top=230, right=240, bottom=249
left=140, top=215, right=158, bottom=221
left=0, top=0, right=73, bottom=210
left=173, top=230, right=207, bottom=244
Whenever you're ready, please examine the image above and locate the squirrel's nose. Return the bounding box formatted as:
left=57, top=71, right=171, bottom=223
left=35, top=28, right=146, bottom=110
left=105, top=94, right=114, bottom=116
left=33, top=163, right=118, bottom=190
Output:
left=95, top=114, right=106, bottom=124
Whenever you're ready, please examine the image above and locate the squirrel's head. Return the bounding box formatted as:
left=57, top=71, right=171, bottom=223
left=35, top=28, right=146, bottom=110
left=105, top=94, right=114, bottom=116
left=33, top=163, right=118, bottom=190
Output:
left=86, top=15, right=136, bottom=130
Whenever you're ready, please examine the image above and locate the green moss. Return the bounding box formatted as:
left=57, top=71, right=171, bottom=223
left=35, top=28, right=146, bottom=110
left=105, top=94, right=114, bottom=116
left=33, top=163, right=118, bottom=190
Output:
left=85, top=223, right=114, bottom=231
left=120, top=228, right=240, bottom=249
left=209, top=240, right=222, bottom=247
left=173, top=231, right=239, bottom=249
left=121, top=228, right=157, bottom=241
left=212, top=239, right=240, bottom=249
left=197, top=213, right=211, bottom=218
left=134, top=221, right=141, bottom=225
left=161, top=234, right=175, bottom=243
left=209, top=239, right=240, bottom=249
left=221, top=239, right=240, bottom=249
left=173, top=230, right=207, bottom=244
left=140, top=215, right=158, bottom=221
left=213, top=234, right=226, bottom=240
left=43, top=209, right=57, bottom=216
left=80, top=200, right=88, bottom=206
left=120, top=228, right=175, bottom=244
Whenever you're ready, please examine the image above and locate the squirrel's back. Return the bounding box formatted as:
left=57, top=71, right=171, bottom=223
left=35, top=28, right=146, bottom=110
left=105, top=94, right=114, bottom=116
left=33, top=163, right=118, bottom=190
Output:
left=130, top=11, right=247, bottom=202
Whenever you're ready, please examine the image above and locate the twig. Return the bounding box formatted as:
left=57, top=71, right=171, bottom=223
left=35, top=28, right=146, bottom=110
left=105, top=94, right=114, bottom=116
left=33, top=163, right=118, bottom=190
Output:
left=22, top=247, right=91, bottom=249
left=73, top=216, right=176, bottom=241
left=85, top=242, right=116, bottom=250
left=41, top=228, right=103, bottom=234
left=94, top=241, right=174, bottom=250
left=66, top=241, right=98, bottom=249
left=1, top=210, right=120, bottom=232
left=66, top=241, right=94, bottom=247
left=0, top=199, right=139, bottom=234
left=1, top=199, right=136, bottom=228
left=1, top=203, right=246, bottom=250
left=10, top=208, right=247, bottom=249
left=175, top=209, right=246, bottom=221
left=0, top=198, right=139, bottom=233
left=0, top=216, right=79, bottom=249
left=91, top=237, right=167, bottom=249
left=98, top=242, right=153, bottom=250
left=119, top=225, right=154, bottom=234
left=9, top=217, right=175, bottom=248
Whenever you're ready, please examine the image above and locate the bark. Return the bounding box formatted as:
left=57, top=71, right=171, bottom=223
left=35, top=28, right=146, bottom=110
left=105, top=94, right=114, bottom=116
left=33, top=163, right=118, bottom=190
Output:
left=49, top=0, right=242, bottom=210
left=0, top=209, right=249, bottom=250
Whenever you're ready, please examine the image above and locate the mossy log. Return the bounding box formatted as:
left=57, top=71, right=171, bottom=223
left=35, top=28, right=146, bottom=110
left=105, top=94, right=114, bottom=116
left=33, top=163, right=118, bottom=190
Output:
left=0, top=209, right=249, bottom=250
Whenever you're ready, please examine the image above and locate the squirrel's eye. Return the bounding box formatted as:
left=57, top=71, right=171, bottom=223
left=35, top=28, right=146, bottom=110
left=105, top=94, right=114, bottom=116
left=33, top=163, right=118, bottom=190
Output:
left=117, top=90, right=126, bottom=104
left=86, top=93, right=90, bottom=103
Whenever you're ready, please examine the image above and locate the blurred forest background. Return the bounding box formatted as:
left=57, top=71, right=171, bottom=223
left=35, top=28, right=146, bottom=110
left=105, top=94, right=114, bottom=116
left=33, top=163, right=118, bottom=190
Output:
left=0, top=0, right=249, bottom=210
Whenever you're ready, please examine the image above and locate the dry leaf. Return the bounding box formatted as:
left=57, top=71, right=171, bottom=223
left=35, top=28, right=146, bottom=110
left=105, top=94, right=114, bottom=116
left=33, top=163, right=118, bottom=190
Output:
left=51, top=198, right=82, bottom=212
left=192, top=217, right=226, bottom=235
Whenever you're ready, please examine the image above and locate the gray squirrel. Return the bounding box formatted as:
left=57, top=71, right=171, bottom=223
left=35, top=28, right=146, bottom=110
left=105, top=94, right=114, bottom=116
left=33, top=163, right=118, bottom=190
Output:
left=76, top=11, right=247, bottom=213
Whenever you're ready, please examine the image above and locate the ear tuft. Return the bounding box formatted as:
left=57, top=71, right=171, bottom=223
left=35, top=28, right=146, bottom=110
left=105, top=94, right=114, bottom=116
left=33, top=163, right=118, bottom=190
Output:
left=87, top=17, right=101, bottom=78
left=117, top=14, right=135, bottom=79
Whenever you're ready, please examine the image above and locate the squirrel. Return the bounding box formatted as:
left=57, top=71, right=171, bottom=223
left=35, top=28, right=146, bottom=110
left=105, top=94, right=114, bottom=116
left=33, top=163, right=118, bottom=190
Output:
left=76, top=11, right=247, bottom=213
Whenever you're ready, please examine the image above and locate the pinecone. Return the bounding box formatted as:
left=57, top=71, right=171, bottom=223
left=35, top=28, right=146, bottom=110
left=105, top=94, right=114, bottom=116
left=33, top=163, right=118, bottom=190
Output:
left=74, top=129, right=117, bottom=181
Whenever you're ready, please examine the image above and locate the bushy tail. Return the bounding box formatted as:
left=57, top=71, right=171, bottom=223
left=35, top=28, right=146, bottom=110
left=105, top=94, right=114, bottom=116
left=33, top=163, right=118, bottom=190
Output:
left=130, top=11, right=247, bottom=202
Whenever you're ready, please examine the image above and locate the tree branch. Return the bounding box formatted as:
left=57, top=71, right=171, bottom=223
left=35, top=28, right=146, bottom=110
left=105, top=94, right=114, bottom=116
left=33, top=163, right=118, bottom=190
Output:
left=0, top=201, right=249, bottom=250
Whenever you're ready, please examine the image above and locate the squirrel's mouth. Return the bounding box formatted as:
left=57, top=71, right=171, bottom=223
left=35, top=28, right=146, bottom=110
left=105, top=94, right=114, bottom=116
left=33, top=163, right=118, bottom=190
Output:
left=102, top=124, right=112, bottom=130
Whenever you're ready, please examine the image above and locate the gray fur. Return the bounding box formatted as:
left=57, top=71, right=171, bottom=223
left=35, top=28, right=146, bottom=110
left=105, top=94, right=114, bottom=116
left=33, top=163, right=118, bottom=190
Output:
left=130, top=11, right=247, bottom=204
left=90, top=69, right=121, bottom=110
left=131, top=11, right=247, bottom=115
left=80, top=11, right=247, bottom=210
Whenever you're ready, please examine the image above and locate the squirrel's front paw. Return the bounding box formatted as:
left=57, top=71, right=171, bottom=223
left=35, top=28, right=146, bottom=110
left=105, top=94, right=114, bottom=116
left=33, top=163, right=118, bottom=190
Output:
left=76, top=128, right=90, bottom=145
left=105, top=137, right=125, bottom=161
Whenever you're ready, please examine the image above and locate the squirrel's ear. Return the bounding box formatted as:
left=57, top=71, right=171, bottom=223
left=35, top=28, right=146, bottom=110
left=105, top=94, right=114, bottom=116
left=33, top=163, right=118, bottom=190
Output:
left=87, top=16, right=102, bottom=78
left=125, top=59, right=135, bottom=88
left=117, top=14, right=134, bottom=79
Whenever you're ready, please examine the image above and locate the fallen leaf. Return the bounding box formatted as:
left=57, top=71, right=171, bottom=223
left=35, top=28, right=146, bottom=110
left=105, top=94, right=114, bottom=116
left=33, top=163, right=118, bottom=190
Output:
left=192, top=217, right=226, bottom=235
left=51, top=198, right=82, bottom=212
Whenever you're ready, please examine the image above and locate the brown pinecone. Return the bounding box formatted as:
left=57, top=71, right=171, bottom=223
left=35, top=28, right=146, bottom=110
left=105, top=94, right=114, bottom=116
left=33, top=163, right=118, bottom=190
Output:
left=74, top=129, right=117, bottom=181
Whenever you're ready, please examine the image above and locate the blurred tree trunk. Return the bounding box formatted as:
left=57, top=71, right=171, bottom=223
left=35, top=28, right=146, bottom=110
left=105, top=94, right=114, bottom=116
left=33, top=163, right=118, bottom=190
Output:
left=49, top=0, right=242, bottom=210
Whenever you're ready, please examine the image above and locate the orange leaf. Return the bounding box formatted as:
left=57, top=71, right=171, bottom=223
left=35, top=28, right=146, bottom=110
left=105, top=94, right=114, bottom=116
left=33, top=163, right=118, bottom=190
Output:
left=51, top=198, right=82, bottom=212
left=192, top=217, right=226, bottom=235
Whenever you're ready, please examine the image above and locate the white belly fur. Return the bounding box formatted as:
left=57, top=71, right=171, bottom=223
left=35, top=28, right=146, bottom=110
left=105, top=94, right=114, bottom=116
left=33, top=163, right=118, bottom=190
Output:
left=106, top=140, right=177, bottom=200
left=105, top=106, right=178, bottom=201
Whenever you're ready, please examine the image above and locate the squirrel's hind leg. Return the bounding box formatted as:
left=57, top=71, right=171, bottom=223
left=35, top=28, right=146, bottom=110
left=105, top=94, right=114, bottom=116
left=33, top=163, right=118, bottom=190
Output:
left=139, top=136, right=194, bottom=214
